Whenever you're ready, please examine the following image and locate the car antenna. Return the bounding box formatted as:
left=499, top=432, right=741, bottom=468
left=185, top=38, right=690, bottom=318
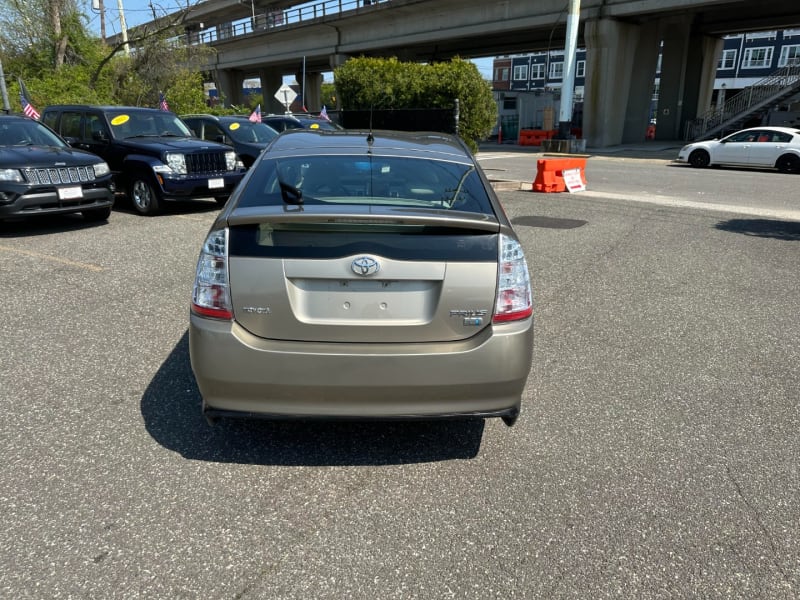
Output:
left=367, top=103, right=374, bottom=145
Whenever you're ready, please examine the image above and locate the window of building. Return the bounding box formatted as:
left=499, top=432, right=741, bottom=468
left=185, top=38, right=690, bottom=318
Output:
left=784, top=29, right=800, bottom=39
left=576, top=60, right=585, bottom=78
left=742, top=47, right=774, bottom=69
left=503, top=97, right=517, bottom=110
left=718, top=49, right=736, bottom=70
left=549, top=61, right=564, bottom=80
left=779, top=45, right=800, bottom=67
left=495, top=67, right=510, bottom=81
left=513, top=64, right=528, bottom=80
left=531, top=63, right=546, bottom=79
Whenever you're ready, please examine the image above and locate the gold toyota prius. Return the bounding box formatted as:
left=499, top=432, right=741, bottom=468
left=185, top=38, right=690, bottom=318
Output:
left=189, top=129, right=533, bottom=426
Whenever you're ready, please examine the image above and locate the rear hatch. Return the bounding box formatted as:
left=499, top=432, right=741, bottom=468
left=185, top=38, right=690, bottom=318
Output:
left=226, top=209, right=500, bottom=343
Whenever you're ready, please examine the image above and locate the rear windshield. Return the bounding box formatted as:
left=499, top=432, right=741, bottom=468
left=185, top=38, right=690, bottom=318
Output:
left=235, top=155, right=493, bottom=214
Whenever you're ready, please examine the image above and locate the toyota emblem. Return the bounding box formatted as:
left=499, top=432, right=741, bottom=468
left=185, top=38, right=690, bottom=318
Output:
left=351, top=256, right=380, bottom=276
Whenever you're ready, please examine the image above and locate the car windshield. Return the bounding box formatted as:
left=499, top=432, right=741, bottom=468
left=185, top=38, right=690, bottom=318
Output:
left=226, top=121, right=278, bottom=143
left=236, top=155, right=493, bottom=213
left=1, top=119, right=67, bottom=147
left=106, top=111, right=193, bottom=139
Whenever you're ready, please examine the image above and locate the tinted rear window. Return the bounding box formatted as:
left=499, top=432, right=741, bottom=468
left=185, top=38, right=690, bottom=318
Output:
left=235, top=155, right=493, bottom=214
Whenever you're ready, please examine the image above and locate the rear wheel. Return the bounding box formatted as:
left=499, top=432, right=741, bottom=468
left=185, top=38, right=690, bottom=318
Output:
left=129, top=174, right=162, bottom=215
left=688, top=149, right=711, bottom=168
left=82, top=206, right=112, bottom=222
left=775, top=154, right=800, bottom=174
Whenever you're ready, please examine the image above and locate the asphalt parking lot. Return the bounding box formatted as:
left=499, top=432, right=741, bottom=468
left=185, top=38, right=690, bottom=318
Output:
left=1, top=157, right=799, bottom=599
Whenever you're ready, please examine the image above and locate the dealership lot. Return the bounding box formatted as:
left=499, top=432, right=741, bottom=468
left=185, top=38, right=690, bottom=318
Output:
left=1, top=159, right=798, bottom=598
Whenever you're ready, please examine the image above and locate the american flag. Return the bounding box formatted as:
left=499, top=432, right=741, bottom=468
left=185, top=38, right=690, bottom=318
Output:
left=248, top=103, right=261, bottom=123
left=19, top=86, right=40, bottom=120
left=158, top=93, right=170, bottom=111
left=319, top=105, right=330, bottom=121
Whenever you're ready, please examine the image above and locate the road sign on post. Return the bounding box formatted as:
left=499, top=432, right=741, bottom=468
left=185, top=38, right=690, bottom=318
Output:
left=275, top=84, right=297, bottom=114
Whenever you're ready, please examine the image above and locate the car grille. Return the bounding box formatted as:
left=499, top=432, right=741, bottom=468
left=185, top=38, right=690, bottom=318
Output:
left=23, top=166, right=96, bottom=185
left=185, top=152, right=228, bottom=174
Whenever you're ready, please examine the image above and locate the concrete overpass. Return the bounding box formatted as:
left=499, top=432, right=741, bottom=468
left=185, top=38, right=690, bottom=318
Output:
left=130, top=0, right=800, bottom=147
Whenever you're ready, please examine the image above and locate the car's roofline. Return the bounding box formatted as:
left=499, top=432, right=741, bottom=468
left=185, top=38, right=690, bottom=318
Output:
left=266, top=129, right=472, bottom=159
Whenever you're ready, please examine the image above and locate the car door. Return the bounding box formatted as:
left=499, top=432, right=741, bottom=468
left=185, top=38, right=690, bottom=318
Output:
left=746, top=130, right=792, bottom=167
left=714, top=130, right=755, bottom=165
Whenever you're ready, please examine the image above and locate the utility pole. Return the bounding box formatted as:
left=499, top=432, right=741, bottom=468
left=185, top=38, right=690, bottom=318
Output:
left=92, top=0, right=106, bottom=43
left=557, top=0, right=580, bottom=140
left=117, top=0, right=130, bottom=56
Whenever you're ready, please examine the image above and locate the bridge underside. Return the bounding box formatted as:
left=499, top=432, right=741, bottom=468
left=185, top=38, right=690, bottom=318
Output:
left=177, top=0, right=800, bottom=147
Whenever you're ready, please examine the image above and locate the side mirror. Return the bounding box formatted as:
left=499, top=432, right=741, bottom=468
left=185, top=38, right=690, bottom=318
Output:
left=91, top=130, right=108, bottom=142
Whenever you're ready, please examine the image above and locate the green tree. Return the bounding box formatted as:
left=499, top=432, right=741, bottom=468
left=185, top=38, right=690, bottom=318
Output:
left=333, top=56, right=495, bottom=152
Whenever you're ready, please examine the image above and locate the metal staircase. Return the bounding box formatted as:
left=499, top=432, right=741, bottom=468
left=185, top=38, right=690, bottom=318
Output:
left=684, top=62, right=800, bottom=141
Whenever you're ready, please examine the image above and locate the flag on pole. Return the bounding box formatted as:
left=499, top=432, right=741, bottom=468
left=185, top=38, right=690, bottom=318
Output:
left=158, top=92, right=170, bottom=111
left=248, top=104, right=262, bottom=123
left=319, top=105, right=330, bottom=121
left=18, top=79, right=40, bottom=120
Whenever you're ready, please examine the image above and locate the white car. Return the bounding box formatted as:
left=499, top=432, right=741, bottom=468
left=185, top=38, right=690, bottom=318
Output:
left=677, top=126, right=800, bottom=173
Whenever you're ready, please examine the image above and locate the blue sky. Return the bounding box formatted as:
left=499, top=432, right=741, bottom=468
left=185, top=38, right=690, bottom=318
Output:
left=88, top=0, right=495, bottom=80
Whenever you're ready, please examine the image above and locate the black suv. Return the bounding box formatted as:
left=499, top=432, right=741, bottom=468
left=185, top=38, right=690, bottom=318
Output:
left=0, top=114, right=114, bottom=222
left=181, top=114, right=278, bottom=168
left=41, top=105, right=245, bottom=215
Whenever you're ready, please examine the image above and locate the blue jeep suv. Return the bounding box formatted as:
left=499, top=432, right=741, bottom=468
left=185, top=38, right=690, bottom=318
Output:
left=42, top=105, right=245, bottom=215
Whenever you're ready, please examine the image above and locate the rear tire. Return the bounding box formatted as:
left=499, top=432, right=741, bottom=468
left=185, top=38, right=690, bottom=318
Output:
left=688, top=149, right=711, bottom=168
left=82, top=206, right=112, bottom=222
left=129, top=174, right=162, bottom=215
left=775, top=154, right=800, bottom=174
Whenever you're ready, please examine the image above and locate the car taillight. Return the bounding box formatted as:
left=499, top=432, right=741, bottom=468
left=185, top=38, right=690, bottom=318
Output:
left=191, top=228, right=233, bottom=320
left=493, top=234, right=532, bottom=323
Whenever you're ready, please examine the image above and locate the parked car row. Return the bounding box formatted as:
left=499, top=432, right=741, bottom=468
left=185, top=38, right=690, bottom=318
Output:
left=1, top=106, right=340, bottom=222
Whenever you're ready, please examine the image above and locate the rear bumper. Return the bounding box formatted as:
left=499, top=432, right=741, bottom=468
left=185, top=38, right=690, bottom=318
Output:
left=189, top=315, right=534, bottom=421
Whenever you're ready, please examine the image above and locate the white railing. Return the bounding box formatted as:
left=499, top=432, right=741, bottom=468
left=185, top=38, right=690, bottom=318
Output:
left=685, top=61, right=800, bottom=140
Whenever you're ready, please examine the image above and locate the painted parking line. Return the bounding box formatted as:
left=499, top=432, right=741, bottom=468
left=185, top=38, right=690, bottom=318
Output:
left=0, top=244, right=104, bottom=272
left=577, top=190, right=800, bottom=222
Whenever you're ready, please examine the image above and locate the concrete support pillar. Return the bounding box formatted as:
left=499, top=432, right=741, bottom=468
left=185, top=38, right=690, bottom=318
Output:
left=622, top=21, right=661, bottom=143
left=258, top=68, right=284, bottom=115
left=303, top=72, right=324, bottom=112
left=657, top=17, right=723, bottom=140
left=214, top=69, right=241, bottom=107
left=583, top=19, right=656, bottom=147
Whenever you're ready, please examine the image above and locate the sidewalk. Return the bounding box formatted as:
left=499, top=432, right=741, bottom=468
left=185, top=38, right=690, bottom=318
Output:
left=478, top=139, right=684, bottom=161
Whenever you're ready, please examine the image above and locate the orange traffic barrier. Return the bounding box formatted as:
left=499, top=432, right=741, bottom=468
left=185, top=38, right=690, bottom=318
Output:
left=532, top=157, right=588, bottom=193
left=518, top=129, right=552, bottom=146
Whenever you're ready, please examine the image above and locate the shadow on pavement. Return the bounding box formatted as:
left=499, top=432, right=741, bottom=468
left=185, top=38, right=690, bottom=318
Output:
left=0, top=213, right=108, bottom=237
left=141, top=332, right=485, bottom=465
left=715, top=218, right=800, bottom=241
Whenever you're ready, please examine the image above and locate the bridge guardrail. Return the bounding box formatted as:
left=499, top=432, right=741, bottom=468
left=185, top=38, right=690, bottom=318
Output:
left=188, top=0, right=381, bottom=45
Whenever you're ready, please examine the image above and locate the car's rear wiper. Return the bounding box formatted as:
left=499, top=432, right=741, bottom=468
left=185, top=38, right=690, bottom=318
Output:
left=279, top=179, right=303, bottom=205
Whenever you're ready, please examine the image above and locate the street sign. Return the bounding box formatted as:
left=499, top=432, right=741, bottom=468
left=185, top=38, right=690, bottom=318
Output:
left=274, top=84, right=297, bottom=113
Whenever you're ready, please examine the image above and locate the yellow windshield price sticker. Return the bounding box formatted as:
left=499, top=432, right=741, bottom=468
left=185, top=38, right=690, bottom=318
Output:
left=229, top=123, right=240, bottom=130
left=310, top=123, right=319, bottom=129
left=110, top=115, right=130, bottom=126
